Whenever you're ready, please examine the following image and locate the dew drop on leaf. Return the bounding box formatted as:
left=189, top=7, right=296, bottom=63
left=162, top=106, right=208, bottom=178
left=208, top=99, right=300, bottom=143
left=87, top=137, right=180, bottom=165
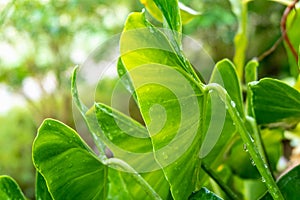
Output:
left=261, top=177, right=266, bottom=182
left=250, top=158, right=256, bottom=166
left=230, top=100, right=236, bottom=108
left=243, top=144, right=248, bottom=152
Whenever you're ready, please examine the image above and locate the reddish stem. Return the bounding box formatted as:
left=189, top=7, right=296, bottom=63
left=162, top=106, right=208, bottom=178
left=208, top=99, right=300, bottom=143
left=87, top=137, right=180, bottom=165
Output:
left=280, top=0, right=299, bottom=63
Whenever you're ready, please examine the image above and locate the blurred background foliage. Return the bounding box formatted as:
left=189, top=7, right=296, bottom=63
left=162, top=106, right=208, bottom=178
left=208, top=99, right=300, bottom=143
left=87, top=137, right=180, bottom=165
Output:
left=0, top=0, right=296, bottom=199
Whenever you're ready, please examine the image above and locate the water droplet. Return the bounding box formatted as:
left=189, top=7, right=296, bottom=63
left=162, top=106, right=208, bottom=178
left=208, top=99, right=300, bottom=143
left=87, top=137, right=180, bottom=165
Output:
left=69, top=163, right=73, bottom=168
left=264, top=164, right=268, bottom=169
left=230, top=100, right=236, bottom=108
left=243, top=144, right=248, bottom=152
left=250, top=158, right=256, bottom=166
left=68, top=140, right=73, bottom=144
left=261, top=177, right=266, bottom=182
left=250, top=136, right=254, bottom=142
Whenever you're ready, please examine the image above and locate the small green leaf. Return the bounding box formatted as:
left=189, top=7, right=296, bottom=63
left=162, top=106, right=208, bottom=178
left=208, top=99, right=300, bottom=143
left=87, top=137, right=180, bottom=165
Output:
left=140, top=0, right=200, bottom=24
left=32, top=119, right=108, bottom=200
left=0, top=176, right=27, bottom=200
left=210, top=59, right=243, bottom=116
left=188, top=187, right=222, bottom=200
left=249, top=78, right=300, bottom=125
left=36, top=172, right=53, bottom=200
left=261, top=164, right=300, bottom=199
left=153, top=0, right=182, bottom=35
left=245, top=59, right=259, bottom=84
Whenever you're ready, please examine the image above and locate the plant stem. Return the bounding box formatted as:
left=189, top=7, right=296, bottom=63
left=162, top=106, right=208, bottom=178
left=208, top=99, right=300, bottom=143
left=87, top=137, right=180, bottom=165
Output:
left=281, top=0, right=299, bottom=64
left=205, top=83, right=284, bottom=200
left=201, top=162, right=240, bottom=200
left=105, top=158, right=162, bottom=200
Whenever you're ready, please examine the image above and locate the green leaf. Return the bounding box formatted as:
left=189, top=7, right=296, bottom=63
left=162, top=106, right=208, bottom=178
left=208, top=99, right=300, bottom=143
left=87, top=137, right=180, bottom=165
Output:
left=120, top=12, right=201, bottom=85
left=36, top=172, right=53, bottom=200
left=249, top=78, right=300, bottom=125
left=210, top=59, right=243, bottom=116
left=201, top=59, right=242, bottom=164
left=120, top=11, right=206, bottom=200
left=71, top=66, right=107, bottom=161
left=0, top=176, right=27, bottom=200
left=153, top=0, right=182, bottom=36
left=94, top=103, right=171, bottom=199
left=261, top=164, right=300, bottom=200
left=72, top=67, right=165, bottom=199
left=188, top=187, right=222, bottom=200
left=140, top=0, right=200, bottom=24
left=245, top=59, right=259, bottom=84
left=32, top=119, right=108, bottom=200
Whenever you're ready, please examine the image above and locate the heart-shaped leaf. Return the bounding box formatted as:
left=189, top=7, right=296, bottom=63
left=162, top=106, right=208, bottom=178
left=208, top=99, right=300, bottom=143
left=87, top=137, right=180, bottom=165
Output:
left=32, top=119, right=108, bottom=200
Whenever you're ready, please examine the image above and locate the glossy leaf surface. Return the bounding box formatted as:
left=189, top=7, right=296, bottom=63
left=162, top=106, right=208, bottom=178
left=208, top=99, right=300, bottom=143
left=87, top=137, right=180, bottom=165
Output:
left=32, top=119, right=108, bottom=200
left=0, top=176, right=26, bottom=200
left=94, top=103, right=171, bottom=199
left=249, top=78, right=300, bottom=125
left=140, top=0, right=200, bottom=24
left=153, top=0, right=182, bottom=39
left=188, top=187, right=222, bottom=200
left=201, top=59, right=241, bottom=164
left=36, top=172, right=53, bottom=200
left=120, top=11, right=205, bottom=200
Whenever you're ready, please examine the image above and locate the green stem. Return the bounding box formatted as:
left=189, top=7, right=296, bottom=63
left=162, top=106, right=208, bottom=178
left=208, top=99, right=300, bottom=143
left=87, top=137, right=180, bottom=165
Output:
left=105, top=158, right=162, bottom=200
left=246, top=117, right=267, bottom=162
left=231, top=0, right=248, bottom=81
left=205, top=83, right=284, bottom=200
left=201, top=162, right=240, bottom=200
